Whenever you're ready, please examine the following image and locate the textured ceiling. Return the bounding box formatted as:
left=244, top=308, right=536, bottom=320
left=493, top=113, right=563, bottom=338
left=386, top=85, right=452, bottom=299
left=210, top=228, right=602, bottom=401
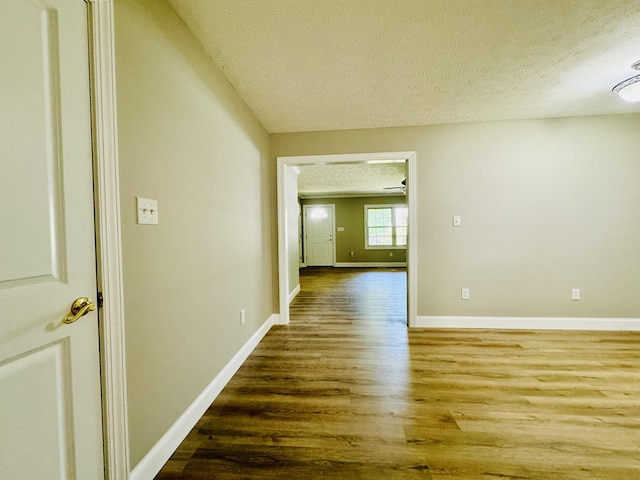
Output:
left=297, top=162, right=407, bottom=197
left=166, top=0, right=640, bottom=133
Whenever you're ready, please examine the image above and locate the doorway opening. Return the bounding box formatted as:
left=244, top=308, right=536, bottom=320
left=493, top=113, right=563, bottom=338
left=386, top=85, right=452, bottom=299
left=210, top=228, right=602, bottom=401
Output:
left=277, top=152, right=417, bottom=327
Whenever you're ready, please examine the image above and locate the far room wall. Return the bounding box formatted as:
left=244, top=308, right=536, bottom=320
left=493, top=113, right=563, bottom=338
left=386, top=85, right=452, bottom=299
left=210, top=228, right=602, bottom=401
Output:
left=301, top=196, right=407, bottom=264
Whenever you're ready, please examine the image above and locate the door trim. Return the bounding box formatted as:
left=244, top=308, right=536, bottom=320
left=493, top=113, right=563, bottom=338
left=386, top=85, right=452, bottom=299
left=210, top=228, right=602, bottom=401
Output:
left=302, top=204, right=336, bottom=266
left=277, top=152, right=418, bottom=327
left=88, top=1, right=130, bottom=478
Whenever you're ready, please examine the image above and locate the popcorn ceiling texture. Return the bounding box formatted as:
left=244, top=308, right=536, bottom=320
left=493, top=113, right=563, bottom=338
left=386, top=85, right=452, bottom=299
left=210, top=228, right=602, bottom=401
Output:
left=167, top=0, right=640, bottom=133
left=297, top=163, right=407, bottom=196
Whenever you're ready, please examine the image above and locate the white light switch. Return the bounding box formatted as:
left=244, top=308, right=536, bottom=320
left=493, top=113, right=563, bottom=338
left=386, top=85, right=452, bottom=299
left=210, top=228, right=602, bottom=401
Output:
left=453, top=215, right=462, bottom=227
left=136, top=197, right=158, bottom=225
left=337, top=226, right=345, bottom=232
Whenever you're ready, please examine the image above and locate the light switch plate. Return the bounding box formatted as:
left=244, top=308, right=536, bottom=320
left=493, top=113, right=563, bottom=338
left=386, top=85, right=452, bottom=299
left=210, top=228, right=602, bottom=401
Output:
left=453, top=215, right=462, bottom=227
left=136, top=197, right=158, bottom=225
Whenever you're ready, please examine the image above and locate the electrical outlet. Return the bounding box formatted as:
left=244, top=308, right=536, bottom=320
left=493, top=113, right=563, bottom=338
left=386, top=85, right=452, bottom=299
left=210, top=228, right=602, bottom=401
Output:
left=461, top=288, right=470, bottom=300
left=240, top=308, right=246, bottom=325
left=389, top=251, right=394, bottom=257
left=571, top=288, right=580, bottom=301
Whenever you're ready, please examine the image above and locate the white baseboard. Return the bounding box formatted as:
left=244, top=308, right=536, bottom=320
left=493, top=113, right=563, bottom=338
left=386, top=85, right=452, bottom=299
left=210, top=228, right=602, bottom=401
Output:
left=130, top=314, right=278, bottom=480
left=272, top=313, right=287, bottom=325
left=288, top=284, right=300, bottom=303
left=334, top=262, right=407, bottom=268
left=415, top=316, right=640, bottom=331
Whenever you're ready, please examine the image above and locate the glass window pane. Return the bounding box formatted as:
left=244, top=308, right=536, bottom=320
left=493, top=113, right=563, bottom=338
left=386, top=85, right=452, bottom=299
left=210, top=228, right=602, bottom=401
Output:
left=396, top=226, right=407, bottom=245
left=368, top=226, right=393, bottom=245
left=395, top=207, right=408, bottom=227
left=368, top=208, right=392, bottom=227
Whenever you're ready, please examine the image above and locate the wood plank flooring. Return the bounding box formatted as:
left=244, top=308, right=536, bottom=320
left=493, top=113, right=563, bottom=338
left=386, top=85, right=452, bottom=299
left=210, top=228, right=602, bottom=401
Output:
left=156, top=267, right=640, bottom=479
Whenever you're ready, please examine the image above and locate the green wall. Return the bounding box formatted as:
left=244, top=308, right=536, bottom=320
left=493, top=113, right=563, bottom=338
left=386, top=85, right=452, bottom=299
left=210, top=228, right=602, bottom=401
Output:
left=302, top=196, right=407, bottom=264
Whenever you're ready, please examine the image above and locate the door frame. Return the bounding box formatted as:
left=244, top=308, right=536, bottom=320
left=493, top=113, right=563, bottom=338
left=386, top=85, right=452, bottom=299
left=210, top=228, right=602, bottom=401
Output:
left=87, top=1, right=130, bottom=478
left=302, top=204, right=336, bottom=266
left=277, top=152, right=418, bottom=327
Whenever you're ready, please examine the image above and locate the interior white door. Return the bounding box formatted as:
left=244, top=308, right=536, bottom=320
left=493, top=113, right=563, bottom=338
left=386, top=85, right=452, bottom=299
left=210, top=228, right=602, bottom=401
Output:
left=304, top=205, right=335, bottom=266
left=0, top=1, right=104, bottom=478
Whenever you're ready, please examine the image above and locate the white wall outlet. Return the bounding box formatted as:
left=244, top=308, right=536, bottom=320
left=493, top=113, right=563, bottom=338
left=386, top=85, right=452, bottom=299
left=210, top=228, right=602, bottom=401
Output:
left=453, top=215, right=462, bottom=227
left=571, top=288, right=581, bottom=301
left=389, top=251, right=394, bottom=257
left=240, top=308, right=246, bottom=325
left=136, top=197, right=158, bottom=225
left=461, top=288, right=470, bottom=300
left=337, top=226, right=345, bottom=232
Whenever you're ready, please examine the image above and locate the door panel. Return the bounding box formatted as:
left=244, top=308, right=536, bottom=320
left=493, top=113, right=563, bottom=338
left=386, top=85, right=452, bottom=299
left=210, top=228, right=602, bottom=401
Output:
left=0, top=341, right=74, bottom=478
left=0, top=1, right=104, bottom=478
left=1, top=2, right=66, bottom=287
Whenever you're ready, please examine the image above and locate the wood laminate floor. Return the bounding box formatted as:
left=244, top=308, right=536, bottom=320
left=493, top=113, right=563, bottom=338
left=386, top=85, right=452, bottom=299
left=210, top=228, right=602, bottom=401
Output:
left=156, top=267, right=640, bottom=479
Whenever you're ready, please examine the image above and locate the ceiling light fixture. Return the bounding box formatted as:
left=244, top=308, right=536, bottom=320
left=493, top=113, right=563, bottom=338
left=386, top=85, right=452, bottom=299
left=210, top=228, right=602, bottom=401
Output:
left=612, top=61, right=640, bottom=102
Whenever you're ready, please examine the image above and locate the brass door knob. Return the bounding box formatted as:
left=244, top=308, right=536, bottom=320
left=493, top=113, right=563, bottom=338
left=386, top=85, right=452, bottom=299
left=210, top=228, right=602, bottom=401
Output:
left=62, top=297, right=96, bottom=325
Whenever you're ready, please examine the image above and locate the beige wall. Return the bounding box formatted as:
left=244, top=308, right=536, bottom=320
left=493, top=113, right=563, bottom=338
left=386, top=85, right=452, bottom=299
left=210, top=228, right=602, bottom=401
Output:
left=302, top=196, right=407, bottom=263
left=115, top=0, right=274, bottom=467
left=273, top=114, right=640, bottom=319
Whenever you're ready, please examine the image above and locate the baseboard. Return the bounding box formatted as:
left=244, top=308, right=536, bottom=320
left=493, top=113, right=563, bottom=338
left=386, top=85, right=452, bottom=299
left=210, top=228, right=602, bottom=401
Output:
left=334, top=262, right=407, bottom=268
left=415, top=316, right=640, bottom=331
left=288, top=284, right=300, bottom=303
left=271, top=313, right=288, bottom=325
left=129, top=314, right=278, bottom=480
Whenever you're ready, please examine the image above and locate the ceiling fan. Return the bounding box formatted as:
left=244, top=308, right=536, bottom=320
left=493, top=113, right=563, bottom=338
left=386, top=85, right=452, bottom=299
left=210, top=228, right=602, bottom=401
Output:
left=384, top=178, right=406, bottom=194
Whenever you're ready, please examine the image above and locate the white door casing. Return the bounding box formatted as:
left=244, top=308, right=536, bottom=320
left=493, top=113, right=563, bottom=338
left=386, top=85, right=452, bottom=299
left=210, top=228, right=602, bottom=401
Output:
left=303, top=205, right=335, bottom=266
left=277, top=152, right=418, bottom=327
left=0, top=1, right=104, bottom=478
left=88, top=0, right=131, bottom=476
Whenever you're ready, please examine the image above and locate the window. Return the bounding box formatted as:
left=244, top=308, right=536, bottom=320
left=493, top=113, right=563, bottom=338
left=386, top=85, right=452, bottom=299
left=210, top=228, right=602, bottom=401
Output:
left=365, top=204, right=408, bottom=249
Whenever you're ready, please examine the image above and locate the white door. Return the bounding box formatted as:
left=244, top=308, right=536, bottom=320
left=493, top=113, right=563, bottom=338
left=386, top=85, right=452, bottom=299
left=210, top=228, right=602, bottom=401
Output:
left=0, top=1, right=104, bottom=479
left=304, top=205, right=335, bottom=266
